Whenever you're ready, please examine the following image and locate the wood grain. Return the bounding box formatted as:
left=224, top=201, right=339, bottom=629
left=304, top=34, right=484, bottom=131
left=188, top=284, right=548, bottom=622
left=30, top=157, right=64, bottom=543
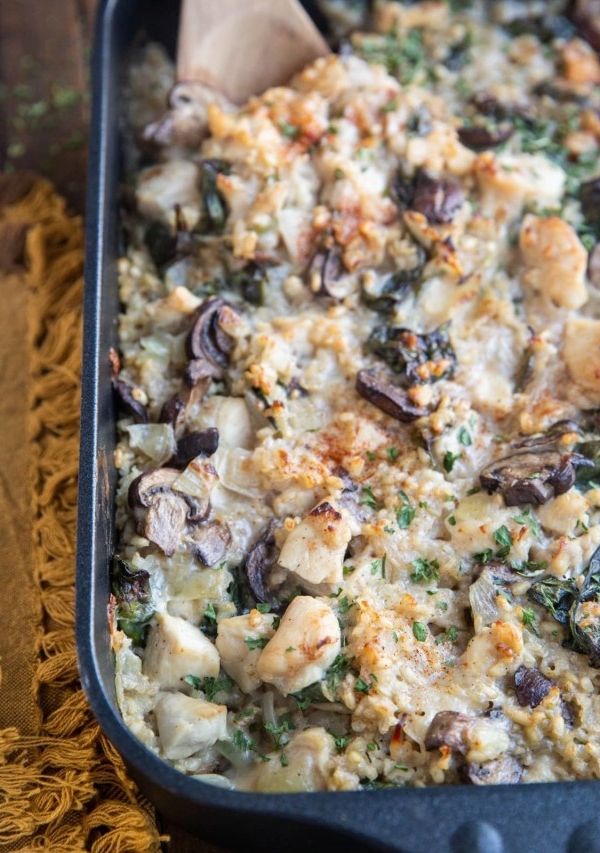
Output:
left=0, top=0, right=96, bottom=211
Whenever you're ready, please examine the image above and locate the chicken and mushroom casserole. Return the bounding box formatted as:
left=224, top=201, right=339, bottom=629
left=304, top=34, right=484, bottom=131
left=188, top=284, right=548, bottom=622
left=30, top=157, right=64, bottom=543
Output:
left=110, top=0, right=600, bottom=792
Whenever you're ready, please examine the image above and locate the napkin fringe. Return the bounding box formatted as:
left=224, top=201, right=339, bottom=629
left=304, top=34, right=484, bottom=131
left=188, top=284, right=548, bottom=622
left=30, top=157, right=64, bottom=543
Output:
left=0, top=176, right=163, bottom=852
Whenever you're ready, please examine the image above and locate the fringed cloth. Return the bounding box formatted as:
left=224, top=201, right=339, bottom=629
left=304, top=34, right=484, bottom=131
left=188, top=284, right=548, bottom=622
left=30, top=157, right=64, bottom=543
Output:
left=0, top=174, right=164, bottom=852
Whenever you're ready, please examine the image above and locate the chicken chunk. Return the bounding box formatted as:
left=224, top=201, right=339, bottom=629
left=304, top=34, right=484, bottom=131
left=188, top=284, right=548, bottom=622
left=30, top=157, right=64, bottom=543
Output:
left=136, top=160, right=202, bottom=228
left=154, top=692, right=227, bottom=760
left=563, top=317, right=600, bottom=405
left=143, top=612, right=220, bottom=689
left=519, top=214, right=588, bottom=310
left=256, top=596, right=341, bottom=695
left=475, top=153, right=565, bottom=219
left=215, top=609, right=277, bottom=693
left=252, top=727, right=335, bottom=793
left=277, top=500, right=352, bottom=587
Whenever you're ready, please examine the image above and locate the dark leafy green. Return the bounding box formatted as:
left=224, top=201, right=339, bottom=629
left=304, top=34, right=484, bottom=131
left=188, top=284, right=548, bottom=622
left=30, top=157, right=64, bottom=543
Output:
left=528, top=544, right=600, bottom=666
left=361, top=246, right=426, bottom=313
left=111, top=556, right=154, bottom=646
left=365, top=324, right=456, bottom=385
left=230, top=261, right=268, bottom=306
left=199, top=159, right=230, bottom=233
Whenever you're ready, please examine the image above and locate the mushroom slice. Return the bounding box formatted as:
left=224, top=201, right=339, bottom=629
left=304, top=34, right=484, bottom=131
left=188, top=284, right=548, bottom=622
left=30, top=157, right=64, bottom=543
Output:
left=244, top=524, right=281, bottom=607
left=424, top=711, right=477, bottom=754
left=410, top=171, right=465, bottom=224
left=457, top=124, right=514, bottom=151
left=128, top=462, right=216, bottom=555
left=170, top=428, right=220, bottom=469
left=464, top=756, right=522, bottom=786
left=128, top=467, right=193, bottom=556
left=391, top=170, right=465, bottom=224
left=356, top=368, right=429, bottom=422
left=479, top=450, right=588, bottom=506
left=143, top=81, right=228, bottom=149
left=305, top=239, right=345, bottom=300
left=566, top=0, right=600, bottom=51
left=159, top=396, right=187, bottom=431
left=514, top=665, right=555, bottom=708
left=277, top=501, right=352, bottom=587
left=191, top=521, right=231, bottom=567
left=186, top=297, right=239, bottom=378
left=113, top=378, right=149, bottom=423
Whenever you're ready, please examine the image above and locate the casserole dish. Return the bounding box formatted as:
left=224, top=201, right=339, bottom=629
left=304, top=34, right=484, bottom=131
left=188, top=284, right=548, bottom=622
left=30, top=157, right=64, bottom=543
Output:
left=76, top=0, right=600, bottom=849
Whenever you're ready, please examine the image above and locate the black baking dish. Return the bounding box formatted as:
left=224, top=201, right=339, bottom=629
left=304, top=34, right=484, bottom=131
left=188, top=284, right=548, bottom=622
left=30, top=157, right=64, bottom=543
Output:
left=76, top=1, right=600, bottom=850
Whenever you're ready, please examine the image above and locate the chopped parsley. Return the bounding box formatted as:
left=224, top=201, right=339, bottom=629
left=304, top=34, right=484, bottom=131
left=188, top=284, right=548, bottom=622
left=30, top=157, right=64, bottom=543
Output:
left=244, top=636, right=269, bottom=651
left=443, top=450, right=462, bottom=473
left=355, top=673, right=377, bottom=694
left=361, top=486, right=381, bottom=510
left=412, top=621, right=428, bottom=642
left=511, top=508, right=540, bottom=538
left=457, top=426, right=472, bottom=447
left=387, top=446, right=400, bottom=462
left=493, top=525, right=512, bottom=559
left=396, top=504, right=416, bottom=529
left=410, top=558, right=440, bottom=584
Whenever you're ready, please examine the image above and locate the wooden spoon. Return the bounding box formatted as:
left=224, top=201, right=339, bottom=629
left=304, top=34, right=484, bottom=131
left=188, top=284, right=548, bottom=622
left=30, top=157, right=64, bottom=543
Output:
left=177, top=0, right=331, bottom=104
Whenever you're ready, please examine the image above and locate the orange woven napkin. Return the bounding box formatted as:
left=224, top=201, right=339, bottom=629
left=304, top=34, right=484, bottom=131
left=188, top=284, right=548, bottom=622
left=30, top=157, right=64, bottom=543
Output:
left=0, top=173, right=163, bottom=852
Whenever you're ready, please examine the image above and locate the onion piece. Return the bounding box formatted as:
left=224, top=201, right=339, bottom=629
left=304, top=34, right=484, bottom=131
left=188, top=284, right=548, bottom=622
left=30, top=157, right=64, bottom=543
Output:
left=469, top=570, right=501, bottom=630
left=126, top=423, right=176, bottom=463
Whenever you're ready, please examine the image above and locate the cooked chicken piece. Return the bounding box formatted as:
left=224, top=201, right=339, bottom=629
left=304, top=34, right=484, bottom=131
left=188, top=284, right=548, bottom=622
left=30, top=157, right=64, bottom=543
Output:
left=277, top=500, right=352, bottom=586
left=252, top=727, right=335, bottom=792
left=475, top=154, right=565, bottom=218
left=256, top=596, right=341, bottom=695
left=519, top=214, right=588, bottom=310
left=143, top=612, right=220, bottom=689
left=154, top=692, right=227, bottom=760
left=136, top=160, right=202, bottom=228
left=563, top=317, right=600, bottom=405
left=215, top=609, right=277, bottom=693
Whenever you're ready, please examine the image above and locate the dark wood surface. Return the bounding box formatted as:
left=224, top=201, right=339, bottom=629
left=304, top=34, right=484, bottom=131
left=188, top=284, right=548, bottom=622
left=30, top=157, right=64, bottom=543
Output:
left=0, top=2, right=224, bottom=849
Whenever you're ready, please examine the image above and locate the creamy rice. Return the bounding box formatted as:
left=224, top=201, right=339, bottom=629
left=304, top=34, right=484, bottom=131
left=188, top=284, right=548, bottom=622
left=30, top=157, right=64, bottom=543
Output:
left=110, top=1, right=600, bottom=792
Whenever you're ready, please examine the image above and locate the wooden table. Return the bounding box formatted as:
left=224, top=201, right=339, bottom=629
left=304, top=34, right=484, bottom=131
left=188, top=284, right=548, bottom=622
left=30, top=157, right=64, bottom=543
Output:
left=0, top=2, right=224, bottom=849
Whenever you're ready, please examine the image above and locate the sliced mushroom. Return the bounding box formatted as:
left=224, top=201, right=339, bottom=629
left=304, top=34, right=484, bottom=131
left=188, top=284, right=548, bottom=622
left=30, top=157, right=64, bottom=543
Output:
left=457, top=124, right=514, bottom=151
left=514, top=665, right=555, bottom=708
left=159, top=396, right=186, bottom=431
left=306, top=240, right=345, bottom=300
left=470, top=93, right=532, bottom=124
left=479, top=450, right=590, bottom=506
left=191, top=521, right=231, bottom=566
left=143, top=81, right=227, bottom=149
left=424, top=711, right=477, bottom=754
left=411, top=171, right=465, bottom=224
left=169, top=428, right=220, bottom=469
left=464, top=756, right=522, bottom=785
left=128, top=468, right=191, bottom=556
left=356, top=367, right=429, bottom=422
left=244, top=524, right=281, bottom=608
left=113, top=378, right=149, bottom=423
left=186, top=298, right=238, bottom=378
left=566, top=0, right=600, bottom=51
left=128, top=465, right=212, bottom=556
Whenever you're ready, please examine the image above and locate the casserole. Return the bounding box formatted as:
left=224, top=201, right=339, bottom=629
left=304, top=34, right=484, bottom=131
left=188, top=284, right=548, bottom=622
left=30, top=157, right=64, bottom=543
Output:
left=77, top=0, right=600, bottom=849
